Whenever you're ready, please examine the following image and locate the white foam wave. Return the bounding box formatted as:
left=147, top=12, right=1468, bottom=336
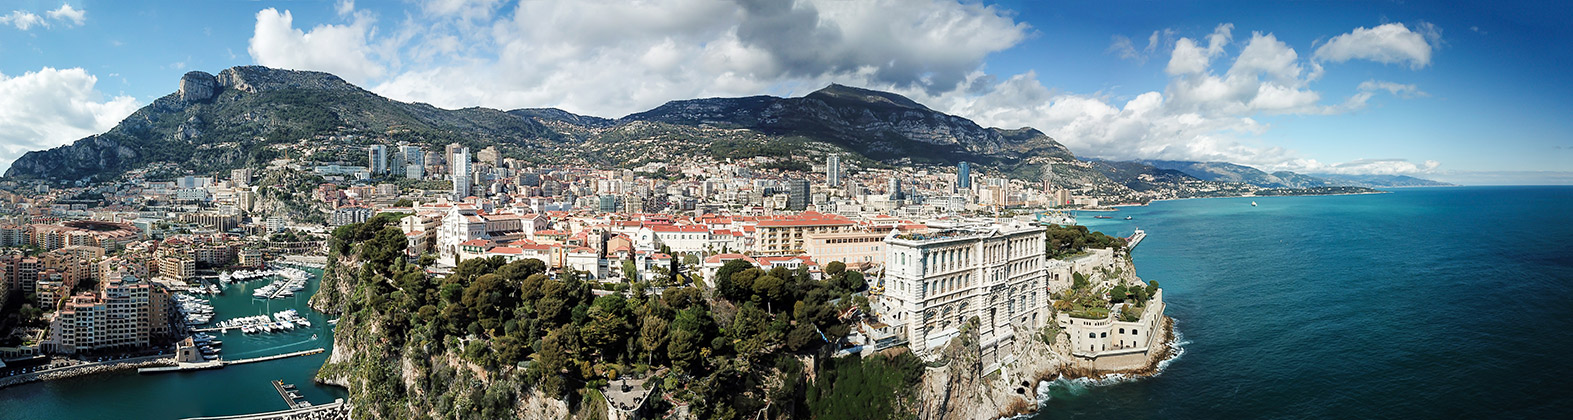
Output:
left=1034, top=324, right=1188, bottom=404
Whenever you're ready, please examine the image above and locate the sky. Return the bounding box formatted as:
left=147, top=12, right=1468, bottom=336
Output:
left=1, top=0, right=1569, bottom=185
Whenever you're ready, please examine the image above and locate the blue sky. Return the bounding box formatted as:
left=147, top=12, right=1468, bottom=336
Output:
left=1, top=0, right=1568, bottom=184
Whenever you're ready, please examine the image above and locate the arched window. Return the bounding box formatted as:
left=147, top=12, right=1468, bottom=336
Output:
left=1132, top=330, right=1139, bottom=336
left=1088, top=333, right=1095, bottom=338
left=1100, top=332, right=1107, bottom=338
left=1119, top=328, right=1125, bottom=334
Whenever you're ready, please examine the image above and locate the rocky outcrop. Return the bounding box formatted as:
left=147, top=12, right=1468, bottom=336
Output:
left=215, top=65, right=362, bottom=94
left=3, top=134, right=140, bottom=180
left=178, top=71, right=219, bottom=103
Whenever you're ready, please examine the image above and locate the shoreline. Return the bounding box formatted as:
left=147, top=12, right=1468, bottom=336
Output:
left=1108, top=190, right=1389, bottom=208
left=0, top=355, right=175, bottom=390
left=1046, top=315, right=1178, bottom=383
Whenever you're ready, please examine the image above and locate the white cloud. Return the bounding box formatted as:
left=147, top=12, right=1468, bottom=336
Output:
left=1357, top=79, right=1426, bottom=98
left=46, top=3, right=86, bottom=26
left=247, top=8, right=386, bottom=85
left=1295, top=158, right=1440, bottom=175
left=901, top=24, right=1440, bottom=175
left=1313, top=23, right=1437, bottom=69
left=0, top=10, right=45, bottom=30
left=421, top=0, right=504, bottom=20
left=0, top=68, right=140, bottom=172
left=336, top=0, right=355, bottom=17
left=358, top=0, right=1029, bottom=116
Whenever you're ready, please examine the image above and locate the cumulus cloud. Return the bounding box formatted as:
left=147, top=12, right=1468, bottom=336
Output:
left=0, top=68, right=140, bottom=172
left=1305, top=158, right=1440, bottom=175
left=0, top=10, right=46, bottom=30
left=902, top=24, right=1441, bottom=175
left=47, top=3, right=86, bottom=26
left=354, top=0, right=1031, bottom=115
left=1, top=3, right=85, bottom=30
left=1314, top=23, right=1438, bottom=69
left=248, top=8, right=386, bottom=84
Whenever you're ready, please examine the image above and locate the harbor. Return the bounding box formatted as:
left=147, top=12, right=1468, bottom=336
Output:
left=0, top=264, right=347, bottom=419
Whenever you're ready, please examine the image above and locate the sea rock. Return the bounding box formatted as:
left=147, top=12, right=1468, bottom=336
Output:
left=178, top=71, right=219, bottom=103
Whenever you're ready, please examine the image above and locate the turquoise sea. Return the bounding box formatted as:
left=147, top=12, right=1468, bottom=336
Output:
left=1035, top=186, right=1573, bottom=419
left=0, top=267, right=346, bottom=419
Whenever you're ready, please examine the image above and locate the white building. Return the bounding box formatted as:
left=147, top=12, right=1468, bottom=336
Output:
left=879, top=222, right=1048, bottom=364
left=452, top=147, right=472, bottom=200
left=368, top=145, right=389, bottom=175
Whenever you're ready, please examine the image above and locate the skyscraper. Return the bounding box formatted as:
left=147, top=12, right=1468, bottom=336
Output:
left=826, top=155, right=842, bottom=187
left=787, top=179, right=810, bottom=211
left=452, top=147, right=472, bottom=200
left=398, top=145, right=425, bottom=179
left=957, top=161, right=971, bottom=189
left=888, top=177, right=905, bottom=201
left=368, top=145, right=388, bottom=175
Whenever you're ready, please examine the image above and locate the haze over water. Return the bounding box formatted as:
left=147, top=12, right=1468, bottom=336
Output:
left=1034, top=186, right=1573, bottom=419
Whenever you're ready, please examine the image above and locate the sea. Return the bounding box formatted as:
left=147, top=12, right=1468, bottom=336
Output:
left=0, top=266, right=346, bottom=419
left=1, top=187, right=1569, bottom=419
left=1032, top=186, right=1573, bottom=419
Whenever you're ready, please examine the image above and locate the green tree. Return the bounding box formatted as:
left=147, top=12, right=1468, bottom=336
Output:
left=824, top=261, right=846, bottom=276
left=1108, top=284, right=1128, bottom=304
left=639, top=317, right=670, bottom=365
left=621, top=259, right=638, bottom=282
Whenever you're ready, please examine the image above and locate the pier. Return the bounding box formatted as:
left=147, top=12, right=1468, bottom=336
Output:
left=138, top=348, right=325, bottom=374
left=180, top=398, right=350, bottom=420
left=1126, top=229, right=1146, bottom=248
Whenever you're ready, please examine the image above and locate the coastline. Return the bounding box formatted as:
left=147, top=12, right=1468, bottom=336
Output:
left=1108, top=190, right=1389, bottom=208
left=0, top=356, right=175, bottom=390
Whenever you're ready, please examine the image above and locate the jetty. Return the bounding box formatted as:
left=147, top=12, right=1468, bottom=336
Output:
left=180, top=398, right=350, bottom=420
left=1126, top=229, right=1146, bottom=249
left=138, top=348, right=324, bottom=374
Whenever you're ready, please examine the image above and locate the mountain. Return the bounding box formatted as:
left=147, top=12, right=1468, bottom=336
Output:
left=1137, top=160, right=1452, bottom=189
left=621, top=83, right=1076, bottom=165
left=6, top=69, right=1098, bottom=185
left=1308, top=173, right=1453, bottom=188
left=6, top=66, right=563, bottom=180
left=1137, top=160, right=1339, bottom=188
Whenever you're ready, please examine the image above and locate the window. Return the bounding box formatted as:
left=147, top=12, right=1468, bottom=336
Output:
left=1100, top=332, right=1107, bottom=338
left=1088, top=333, right=1095, bottom=338
left=1119, top=328, right=1125, bottom=334
left=1132, top=330, right=1138, bottom=336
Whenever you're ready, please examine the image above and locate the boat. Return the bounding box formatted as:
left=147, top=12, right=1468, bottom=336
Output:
left=1094, top=215, right=1112, bottom=219
left=1124, top=216, right=1133, bottom=220
left=1251, top=201, right=1258, bottom=206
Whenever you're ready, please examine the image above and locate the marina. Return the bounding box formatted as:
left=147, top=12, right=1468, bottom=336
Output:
left=0, top=264, right=347, bottom=419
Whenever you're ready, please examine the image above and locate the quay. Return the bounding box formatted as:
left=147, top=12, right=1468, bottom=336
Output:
left=138, top=348, right=325, bottom=374
left=180, top=398, right=351, bottom=420
left=1126, top=229, right=1146, bottom=248
left=273, top=379, right=308, bottom=409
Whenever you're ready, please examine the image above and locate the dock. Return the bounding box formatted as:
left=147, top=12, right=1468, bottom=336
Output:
left=180, top=398, right=350, bottom=420
left=138, top=348, right=325, bottom=374
left=1126, top=229, right=1146, bottom=249
left=272, top=379, right=310, bottom=409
